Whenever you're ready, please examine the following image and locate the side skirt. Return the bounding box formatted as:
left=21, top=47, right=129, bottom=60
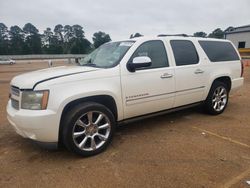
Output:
left=118, top=102, right=202, bottom=126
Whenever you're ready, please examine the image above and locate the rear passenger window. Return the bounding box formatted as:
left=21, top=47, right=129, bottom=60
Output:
left=198, top=41, right=240, bottom=62
left=130, top=40, right=169, bottom=69
left=170, top=40, right=199, bottom=66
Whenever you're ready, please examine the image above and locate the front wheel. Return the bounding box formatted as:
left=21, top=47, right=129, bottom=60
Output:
left=204, top=81, right=229, bottom=115
left=62, top=102, right=115, bottom=156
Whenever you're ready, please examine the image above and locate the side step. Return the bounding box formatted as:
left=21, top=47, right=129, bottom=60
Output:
left=118, top=102, right=202, bottom=125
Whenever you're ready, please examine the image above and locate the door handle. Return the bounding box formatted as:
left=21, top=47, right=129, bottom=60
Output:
left=161, top=73, right=173, bottom=79
left=194, top=69, right=204, bottom=74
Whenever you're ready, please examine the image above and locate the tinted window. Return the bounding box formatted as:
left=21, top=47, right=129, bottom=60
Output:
left=170, top=40, right=199, bottom=66
left=199, top=41, right=239, bottom=62
left=130, top=40, right=169, bottom=69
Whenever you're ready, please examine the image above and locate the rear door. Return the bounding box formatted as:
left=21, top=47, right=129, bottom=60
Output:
left=170, top=40, right=206, bottom=107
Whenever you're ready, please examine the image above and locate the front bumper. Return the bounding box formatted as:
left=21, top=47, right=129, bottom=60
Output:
left=6, top=100, right=60, bottom=143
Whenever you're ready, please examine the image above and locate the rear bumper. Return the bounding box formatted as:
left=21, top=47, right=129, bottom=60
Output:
left=231, top=77, right=244, bottom=92
left=6, top=100, right=60, bottom=143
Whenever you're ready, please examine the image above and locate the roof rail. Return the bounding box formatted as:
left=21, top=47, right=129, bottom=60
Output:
left=157, top=34, right=190, bottom=37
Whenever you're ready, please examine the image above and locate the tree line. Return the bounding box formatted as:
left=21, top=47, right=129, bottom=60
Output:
left=193, top=27, right=232, bottom=38
left=0, top=23, right=111, bottom=55
left=130, top=27, right=231, bottom=39
left=0, top=22, right=232, bottom=55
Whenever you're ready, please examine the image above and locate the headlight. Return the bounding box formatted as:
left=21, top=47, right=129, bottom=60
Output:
left=21, top=90, right=49, bottom=110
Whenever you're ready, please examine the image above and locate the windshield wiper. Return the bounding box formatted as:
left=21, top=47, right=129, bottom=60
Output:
left=81, top=58, right=98, bottom=67
left=82, top=63, right=97, bottom=67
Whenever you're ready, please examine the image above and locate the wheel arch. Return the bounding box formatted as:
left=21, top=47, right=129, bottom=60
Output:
left=204, top=75, right=232, bottom=101
left=212, top=76, right=232, bottom=91
left=58, top=95, right=118, bottom=145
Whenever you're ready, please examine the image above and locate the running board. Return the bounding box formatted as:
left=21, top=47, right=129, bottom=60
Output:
left=118, top=102, right=202, bottom=126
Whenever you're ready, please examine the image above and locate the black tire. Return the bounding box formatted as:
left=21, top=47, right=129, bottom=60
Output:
left=204, top=81, right=229, bottom=115
left=62, top=102, right=116, bottom=157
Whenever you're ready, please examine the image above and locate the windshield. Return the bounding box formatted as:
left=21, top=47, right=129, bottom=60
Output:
left=79, top=41, right=134, bottom=68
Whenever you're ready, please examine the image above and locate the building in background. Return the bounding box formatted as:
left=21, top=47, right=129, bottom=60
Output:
left=225, top=25, right=250, bottom=56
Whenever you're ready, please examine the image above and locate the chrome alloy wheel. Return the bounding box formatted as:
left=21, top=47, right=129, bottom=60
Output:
left=212, top=86, right=227, bottom=112
left=72, top=111, right=111, bottom=151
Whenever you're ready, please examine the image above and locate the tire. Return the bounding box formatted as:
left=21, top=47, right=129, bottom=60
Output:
left=62, top=102, right=116, bottom=157
left=204, top=81, right=229, bottom=115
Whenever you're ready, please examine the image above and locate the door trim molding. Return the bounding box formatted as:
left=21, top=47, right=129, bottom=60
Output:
left=126, top=86, right=205, bottom=102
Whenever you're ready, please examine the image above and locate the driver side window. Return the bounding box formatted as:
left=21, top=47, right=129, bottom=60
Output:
left=130, top=40, right=169, bottom=69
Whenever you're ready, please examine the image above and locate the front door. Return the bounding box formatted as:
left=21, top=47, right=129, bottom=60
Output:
left=121, top=40, right=175, bottom=119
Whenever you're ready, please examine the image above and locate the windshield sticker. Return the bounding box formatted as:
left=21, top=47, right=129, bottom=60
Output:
left=119, top=42, right=134, bottom=47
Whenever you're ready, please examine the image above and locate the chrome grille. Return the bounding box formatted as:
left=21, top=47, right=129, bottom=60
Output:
left=11, top=86, right=20, bottom=97
left=11, top=98, right=19, bottom=110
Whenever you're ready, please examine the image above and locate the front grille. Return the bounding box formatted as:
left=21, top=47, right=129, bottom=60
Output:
left=11, top=86, right=20, bottom=97
left=11, top=98, right=19, bottom=110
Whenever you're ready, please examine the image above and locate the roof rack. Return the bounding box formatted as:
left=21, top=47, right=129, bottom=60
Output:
left=157, top=34, right=190, bottom=37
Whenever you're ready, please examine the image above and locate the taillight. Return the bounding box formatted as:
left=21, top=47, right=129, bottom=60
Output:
left=241, top=60, right=244, bottom=77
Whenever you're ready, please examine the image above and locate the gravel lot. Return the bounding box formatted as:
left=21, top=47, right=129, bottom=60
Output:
left=0, top=61, right=250, bottom=188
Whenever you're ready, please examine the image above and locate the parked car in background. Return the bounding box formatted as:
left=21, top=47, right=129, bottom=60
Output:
left=0, top=58, right=15, bottom=65
left=7, top=36, right=244, bottom=157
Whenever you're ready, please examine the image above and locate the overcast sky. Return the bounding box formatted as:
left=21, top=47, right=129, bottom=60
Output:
left=1, top=0, right=250, bottom=41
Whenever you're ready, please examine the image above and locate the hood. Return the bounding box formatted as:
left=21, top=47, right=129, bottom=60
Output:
left=11, top=66, right=99, bottom=89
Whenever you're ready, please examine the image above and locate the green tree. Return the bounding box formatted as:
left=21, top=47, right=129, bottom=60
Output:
left=60, top=24, right=91, bottom=54
left=92, top=31, right=111, bottom=48
left=54, top=24, right=64, bottom=42
left=9, top=25, right=25, bottom=54
left=63, top=25, right=74, bottom=42
left=42, top=28, right=53, bottom=44
left=130, top=33, right=143, bottom=39
left=1, top=23, right=112, bottom=55
left=0, top=23, right=9, bottom=55
left=42, top=27, right=61, bottom=54
left=70, top=25, right=91, bottom=54
left=23, top=23, right=42, bottom=54
left=193, top=31, right=207, bottom=38
left=208, top=28, right=224, bottom=39
left=70, top=38, right=91, bottom=54
left=63, top=25, right=74, bottom=53
left=53, top=24, right=64, bottom=54
left=50, top=36, right=64, bottom=54
left=72, top=25, right=84, bottom=39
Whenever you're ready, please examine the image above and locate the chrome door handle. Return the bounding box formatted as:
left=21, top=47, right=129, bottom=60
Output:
left=194, top=69, right=204, bottom=74
left=161, top=73, right=173, bottom=79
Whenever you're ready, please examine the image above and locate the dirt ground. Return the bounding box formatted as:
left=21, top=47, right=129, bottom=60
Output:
left=0, top=61, right=250, bottom=188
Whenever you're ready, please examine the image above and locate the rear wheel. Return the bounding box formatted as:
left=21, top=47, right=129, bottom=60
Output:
left=62, top=102, right=115, bottom=156
left=204, top=81, right=229, bottom=115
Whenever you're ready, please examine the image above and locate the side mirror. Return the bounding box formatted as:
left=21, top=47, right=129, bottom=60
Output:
left=127, top=56, right=152, bottom=72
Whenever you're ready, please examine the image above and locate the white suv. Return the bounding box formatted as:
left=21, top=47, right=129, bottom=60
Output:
left=7, top=36, right=244, bottom=156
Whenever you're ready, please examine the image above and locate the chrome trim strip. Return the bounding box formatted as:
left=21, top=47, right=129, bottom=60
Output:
left=126, top=86, right=205, bottom=102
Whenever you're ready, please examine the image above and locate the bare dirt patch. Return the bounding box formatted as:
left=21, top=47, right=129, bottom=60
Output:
left=0, top=60, right=250, bottom=188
